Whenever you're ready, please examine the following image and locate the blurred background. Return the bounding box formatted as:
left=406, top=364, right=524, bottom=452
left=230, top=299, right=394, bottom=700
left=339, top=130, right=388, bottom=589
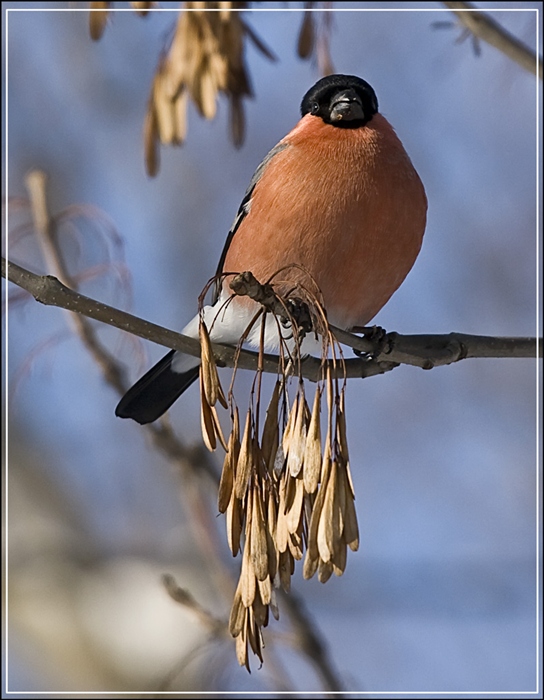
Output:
left=3, top=1, right=542, bottom=695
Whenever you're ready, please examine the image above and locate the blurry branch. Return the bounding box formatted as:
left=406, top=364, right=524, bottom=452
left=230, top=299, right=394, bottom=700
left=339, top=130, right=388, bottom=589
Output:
left=6, top=174, right=345, bottom=691
left=4, top=258, right=541, bottom=381
left=25, top=171, right=126, bottom=394
left=278, top=589, right=345, bottom=692
left=163, top=574, right=227, bottom=637
left=443, top=1, right=542, bottom=78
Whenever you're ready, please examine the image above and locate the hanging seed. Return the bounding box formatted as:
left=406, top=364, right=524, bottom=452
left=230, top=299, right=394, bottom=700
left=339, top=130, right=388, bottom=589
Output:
left=306, top=449, right=331, bottom=564
left=302, top=548, right=319, bottom=580
left=278, top=549, right=293, bottom=592
left=199, top=321, right=227, bottom=408
left=318, top=558, right=333, bottom=584
left=332, top=535, right=347, bottom=576
left=297, top=8, right=315, bottom=59
left=282, top=392, right=299, bottom=457
left=317, top=459, right=339, bottom=563
left=250, top=486, right=269, bottom=581
left=336, top=388, right=350, bottom=464
left=234, top=408, right=253, bottom=499
left=240, top=534, right=256, bottom=607
left=287, top=392, right=309, bottom=478
left=269, top=587, right=280, bottom=621
left=89, top=3, right=110, bottom=41
left=252, top=583, right=268, bottom=628
left=285, top=475, right=304, bottom=535
left=226, top=490, right=242, bottom=556
left=235, top=616, right=249, bottom=670
left=287, top=528, right=304, bottom=561
left=257, top=575, right=272, bottom=606
left=303, top=387, right=322, bottom=493
left=261, top=381, right=281, bottom=472
left=218, top=440, right=234, bottom=513
left=200, top=371, right=217, bottom=451
left=211, top=405, right=228, bottom=451
left=229, top=584, right=245, bottom=637
left=266, top=491, right=278, bottom=580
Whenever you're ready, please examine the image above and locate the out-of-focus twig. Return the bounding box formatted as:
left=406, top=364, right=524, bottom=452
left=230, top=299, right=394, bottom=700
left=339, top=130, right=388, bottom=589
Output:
left=443, top=1, right=542, bottom=78
left=6, top=179, right=345, bottom=690
left=4, top=259, right=541, bottom=377
left=25, top=170, right=127, bottom=394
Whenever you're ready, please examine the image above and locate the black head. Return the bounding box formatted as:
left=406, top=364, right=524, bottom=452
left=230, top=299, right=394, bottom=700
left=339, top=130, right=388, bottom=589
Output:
left=300, top=74, right=378, bottom=128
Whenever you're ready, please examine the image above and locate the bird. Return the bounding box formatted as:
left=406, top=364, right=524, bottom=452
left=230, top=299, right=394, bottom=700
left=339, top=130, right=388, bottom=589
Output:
left=116, top=74, right=427, bottom=425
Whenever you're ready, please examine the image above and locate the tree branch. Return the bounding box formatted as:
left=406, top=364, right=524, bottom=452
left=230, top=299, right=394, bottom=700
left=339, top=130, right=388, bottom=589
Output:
left=443, top=1, right=542, bottom=78
left=4, top=258, right=541, bottom=383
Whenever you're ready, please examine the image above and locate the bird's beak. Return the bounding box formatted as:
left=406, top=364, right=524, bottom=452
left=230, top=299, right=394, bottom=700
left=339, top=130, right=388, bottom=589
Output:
left=330, top=89, right=365, bottom=122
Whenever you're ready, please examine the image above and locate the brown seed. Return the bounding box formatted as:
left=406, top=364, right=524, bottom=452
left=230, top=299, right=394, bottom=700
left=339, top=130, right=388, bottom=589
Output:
left=200, top=372, right=217, bottom=452
left=240, top=532, right=256, bottom=607
left=228, top=585, right=245, bottom=637
left=318, top=558, right=333, bottom=584
left=261, top=381, right=281, bottom=472
left=143, top=106, right=159, bottom=178
left=285, top=475, right=304, bottom=535
left=89, top=3, right=110, bottom=41
left=199, top=321, right=227, bottom=408
left=250, top=486, right=269, bottom=581
left=297, top=7, right=315, bottom=58
left=226, top=490, right=242, bottom=556
left=234, top=408, right=253, bottom=499
left=211, top=405, right=228, bottom=451
left=257, top=575, right=272, bottom=606
left=303, top=387, right=322, bottom=493
left=306, top=452, right=331, bottom=562
left=217, top=438, right=234, bottom=513
left=287, top=393, right=309, bottom=478
left=235, top=617, right=249, bottom=669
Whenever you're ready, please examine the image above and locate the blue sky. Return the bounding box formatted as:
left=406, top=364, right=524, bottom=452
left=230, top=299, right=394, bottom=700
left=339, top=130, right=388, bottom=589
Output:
left=3, top=2, right=542, bottom=694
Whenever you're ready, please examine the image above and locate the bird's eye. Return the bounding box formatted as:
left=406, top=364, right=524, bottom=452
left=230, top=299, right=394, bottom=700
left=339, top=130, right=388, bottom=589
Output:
left=311, top=101, right=319, bottom=114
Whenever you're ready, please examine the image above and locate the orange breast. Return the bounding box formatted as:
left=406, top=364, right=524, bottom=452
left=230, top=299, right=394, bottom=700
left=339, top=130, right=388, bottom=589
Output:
left=223, top=113, right=427, bottom=330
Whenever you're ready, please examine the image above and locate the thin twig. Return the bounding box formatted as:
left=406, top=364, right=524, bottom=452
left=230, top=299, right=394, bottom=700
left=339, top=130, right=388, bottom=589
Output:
left=443, top=1, right=542, bottom=78
left=6, top=181, right=345, bottom=689
left=4, top=259, right=541, bottom=380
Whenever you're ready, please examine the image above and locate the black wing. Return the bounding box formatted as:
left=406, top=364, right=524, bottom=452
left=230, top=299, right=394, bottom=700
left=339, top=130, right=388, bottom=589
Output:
left=212, top=141, right=290, bottom=303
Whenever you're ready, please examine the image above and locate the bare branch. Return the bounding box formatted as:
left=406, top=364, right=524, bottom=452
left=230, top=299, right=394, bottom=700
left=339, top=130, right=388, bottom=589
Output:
left=24, top=171, right=128, bottom=394
left=4, top=259, right=540, bottom=383
left=443, top=1, right=542, bottom=78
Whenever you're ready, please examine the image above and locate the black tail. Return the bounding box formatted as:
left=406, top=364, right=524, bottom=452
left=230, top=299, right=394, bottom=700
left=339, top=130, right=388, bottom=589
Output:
left=116, top=350, right=200, bottom=424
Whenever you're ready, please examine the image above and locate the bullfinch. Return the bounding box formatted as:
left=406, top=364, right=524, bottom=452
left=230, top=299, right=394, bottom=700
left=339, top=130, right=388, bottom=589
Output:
left=116, top=74, right=427, bottom=424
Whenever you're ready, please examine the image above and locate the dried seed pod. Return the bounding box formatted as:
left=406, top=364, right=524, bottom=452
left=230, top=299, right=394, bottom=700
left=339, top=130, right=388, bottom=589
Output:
left=250, top=486, right=269, bottom=581
left=234, top=408, right=253, bottom=499
left=278, top=549, right=294, bottom=592
left=226, top=490, right=242, bottom=556
left=143, top=106, right=160, bottom=178
left=240, top=531, right=256, bottom=608
left=317, top=459, right=340, bottom=563
left=297, top=7, right=315, bottom=58
left=285, top=475, right=304, bottom=535
left=287, top=392, right=309, bottom=477
left=89, top=3, right=110, bottom=41
left=261, top=380, right=281, bottom=472
left=200, top=371, right=217, bottom=451
left=303, top=387, right=322, bottom=493
left=302, top=547, right=319, bottom=580
left=199, top=321, right=227, bottom=408
left=257, top=575, right=272, bottom=606
left=318, top=558, right=333, bottom=584
left=235, top=615, right=249, bottom=669
left=211, top=405, right=228, bottom=451
left=218, top=437, right=235, bottom=513
left=282, top=392, right=299, bottom=457
left=229, top=584, right=245, bottom=637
